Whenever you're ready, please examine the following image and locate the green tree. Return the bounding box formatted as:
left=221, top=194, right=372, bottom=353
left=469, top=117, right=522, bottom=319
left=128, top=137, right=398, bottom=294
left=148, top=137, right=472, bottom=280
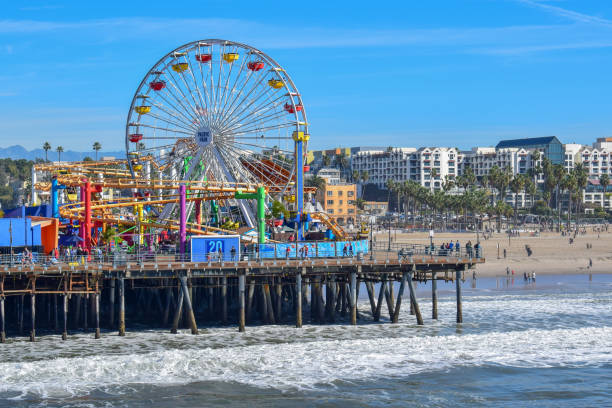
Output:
left=510, top=174, right=526, bottom=226
left=600, top=174, right=610, bottom=193
left=43, top=142, right=51, bottom=162
left=56, top=146, right=64, bottom=162
left=305, top=175, right=326, bottom=191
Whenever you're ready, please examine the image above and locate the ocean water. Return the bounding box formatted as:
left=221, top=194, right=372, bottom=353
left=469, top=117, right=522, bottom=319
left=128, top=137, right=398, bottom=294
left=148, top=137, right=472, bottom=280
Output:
left=1, top=274, right=611, bottom=407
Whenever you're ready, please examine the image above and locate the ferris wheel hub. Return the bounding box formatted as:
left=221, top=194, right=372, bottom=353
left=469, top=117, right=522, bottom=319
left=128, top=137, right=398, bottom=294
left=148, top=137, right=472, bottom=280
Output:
left=196, top=124, right=213, bottom=148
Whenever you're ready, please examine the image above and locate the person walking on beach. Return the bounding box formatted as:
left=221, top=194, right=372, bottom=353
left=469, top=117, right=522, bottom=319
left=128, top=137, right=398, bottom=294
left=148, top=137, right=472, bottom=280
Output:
left=589, top=258, right=593, bottom=268
left=531, top=271, right=536, bottom=283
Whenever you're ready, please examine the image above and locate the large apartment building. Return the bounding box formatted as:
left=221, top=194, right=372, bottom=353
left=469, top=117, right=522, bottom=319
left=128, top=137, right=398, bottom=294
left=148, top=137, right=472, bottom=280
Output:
left=351, top=147, right=459, bottom=190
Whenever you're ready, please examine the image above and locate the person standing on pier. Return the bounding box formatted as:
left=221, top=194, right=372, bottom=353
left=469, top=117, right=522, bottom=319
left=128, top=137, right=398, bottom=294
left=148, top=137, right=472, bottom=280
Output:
left=230, top=246, right=236, bottom=261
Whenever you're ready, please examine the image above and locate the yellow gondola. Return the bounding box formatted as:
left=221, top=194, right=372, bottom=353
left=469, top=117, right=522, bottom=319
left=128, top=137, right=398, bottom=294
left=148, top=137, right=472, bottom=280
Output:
left=172, top=62, right=189, bottom=73
left=222, top=53, right=239, bottom=63
left=268, top=79, right=284, bottom=89
left=134, top=106, right=151, bottom=115
left=67, top=193, right=77, bottom=201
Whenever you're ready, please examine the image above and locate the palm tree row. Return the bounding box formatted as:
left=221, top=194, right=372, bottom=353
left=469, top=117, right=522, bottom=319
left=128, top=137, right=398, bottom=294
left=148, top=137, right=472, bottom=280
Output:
left=382, top=157, right=595, bottom=231
left=42, top=141, right=102, bottom=162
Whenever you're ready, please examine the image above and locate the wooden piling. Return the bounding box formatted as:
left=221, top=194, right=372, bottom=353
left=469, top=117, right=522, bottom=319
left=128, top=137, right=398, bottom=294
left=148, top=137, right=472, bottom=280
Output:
left=109, top=278, right=115, bottom=326
left=407, top=268, right=423, bottom=325
left=118, top=277, right=125, bottom=336
left=179, top=276, right=198, bottom=335
left=221, top=276, right=228, bottom=324
left=392, top=271, right=407, bottom=323
left=296, top=271, right=303, bottom=328
left=263, top=283, right=275, bottom=324
left=238, top=273, right=246, bottom=332
left=18, top=295, right=23, bottom=335
left=384, top=276, right=395, bottom=319
left=374, top=278, right=384, bottom=321
left=350, top=270, right=357, bottom=325
left=83, top=294, right=88, bottom=331
left=456, top=266, right=463, bottom=324
left=53, top=294, right=58, bottom=331
left=62, top=293, right=68, bottom=340
left=246, top=278, right=255, bottom=322
left=95, top=291, right=101, bottom=339
left=431, top=271, right=438, bottom=320
left=365, top=281, right=376, bottom=317
left=0, top=293, right=5, bottom=343
left=275, top=278, right=282, bottom=322
left=30, top=279, right=36, bottom=342
left=171, top=286, right=184, bottom=334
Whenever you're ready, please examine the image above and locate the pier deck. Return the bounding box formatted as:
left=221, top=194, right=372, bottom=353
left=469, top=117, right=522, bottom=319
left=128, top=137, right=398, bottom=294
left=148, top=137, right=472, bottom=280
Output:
left=0, top=253, right=484, bottom=342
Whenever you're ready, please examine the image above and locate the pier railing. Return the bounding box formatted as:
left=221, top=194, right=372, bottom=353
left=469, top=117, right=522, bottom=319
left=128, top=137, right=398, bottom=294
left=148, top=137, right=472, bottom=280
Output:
left=0, top=242, right=482, bottom=270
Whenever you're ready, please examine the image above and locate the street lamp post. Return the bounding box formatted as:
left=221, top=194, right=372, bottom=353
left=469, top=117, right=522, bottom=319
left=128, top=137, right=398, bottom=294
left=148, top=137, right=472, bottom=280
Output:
left=369, top=217, right=374, bottom=261
left=9, top=220, right=13, bottom=267
left=387, top=218, right=391, bottom=252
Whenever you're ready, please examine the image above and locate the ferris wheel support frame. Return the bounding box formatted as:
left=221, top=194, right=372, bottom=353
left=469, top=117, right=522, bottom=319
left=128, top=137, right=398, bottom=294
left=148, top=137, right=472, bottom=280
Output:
left=295, top=139, right=304, bottom=241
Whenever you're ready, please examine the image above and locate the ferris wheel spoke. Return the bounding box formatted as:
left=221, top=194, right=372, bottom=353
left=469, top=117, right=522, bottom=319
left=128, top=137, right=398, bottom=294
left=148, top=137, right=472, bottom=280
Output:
left=214, top=51, right=239, bottom=129
left=146, top=112, right=197, bottom=133
left=221, top=122, right=296, bottom=138
left=220, top=93, right=286, bottom=132
left=216, top=67, right=268, bottom=128
left=222, top=111, right=289, bottom=136
left=184, top=52, right=212, bottom=128
left=211, top=43, right=227, bottom=126
left=164, top=69, right=200, bottom=123
left=218, top=82, right=281, bottom=131
left=218, top=52, right=249, bottom=125
left=175, top=59, right=209, bottom=127
left=148, top=99, right=198, bottom=131
left=152, top=90, right=199, bottom=128
left=221, top=100, right=286, bottom=134
left=216, top=142, right=257, bottom=183
left=136, top=123, right=193, bottom=136
left=157, top=81, right=200, bottom=126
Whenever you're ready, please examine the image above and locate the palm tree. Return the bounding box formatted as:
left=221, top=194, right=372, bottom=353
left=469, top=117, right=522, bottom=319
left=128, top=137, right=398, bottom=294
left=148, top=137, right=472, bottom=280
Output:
left=56, top=146, right=64, bottom=162
left=573, top=163, right=588, bottom=218
left=510, top=175, right=526, bottom=226
left=352, top=170, right=360, bottom=183
left=93, top=142, right=102, bottom=161
left=305, top=175, right=326, bottom=191
left=430, top=168, right=438, bottom=192
left=386, top=179, right=396, bottom=212
left=600, top=174, right=610, bottom=193
left=43, top=142, right=51, bottom=162
left=322, top=154, right=331, bottom=167
left=561, top=173, right=577, bottom=229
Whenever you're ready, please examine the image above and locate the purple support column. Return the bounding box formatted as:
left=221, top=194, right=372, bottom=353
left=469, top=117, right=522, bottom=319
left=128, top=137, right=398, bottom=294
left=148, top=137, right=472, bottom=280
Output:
left=179, top=184, right=186, bottom=255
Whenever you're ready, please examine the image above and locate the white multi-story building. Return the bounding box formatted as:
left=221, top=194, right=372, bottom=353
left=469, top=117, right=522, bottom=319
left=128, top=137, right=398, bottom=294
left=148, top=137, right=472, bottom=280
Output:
left=461, top=147, right=534, bottom=178
left=351, top=147, right=459, bottom=190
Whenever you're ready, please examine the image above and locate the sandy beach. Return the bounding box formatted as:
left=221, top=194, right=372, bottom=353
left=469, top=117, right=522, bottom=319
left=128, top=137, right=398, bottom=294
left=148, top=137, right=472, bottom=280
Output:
left=374, top=228, right=612, bottom=277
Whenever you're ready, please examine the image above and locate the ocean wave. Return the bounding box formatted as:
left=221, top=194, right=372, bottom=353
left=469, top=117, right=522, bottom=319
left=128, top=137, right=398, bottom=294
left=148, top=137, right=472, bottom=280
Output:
left=1, top=326, right=611, bottom=398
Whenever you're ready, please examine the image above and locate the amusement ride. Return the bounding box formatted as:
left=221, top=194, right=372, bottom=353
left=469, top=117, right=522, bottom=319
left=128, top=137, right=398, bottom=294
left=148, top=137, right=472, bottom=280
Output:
left=33, top=39, right=347, bottom=254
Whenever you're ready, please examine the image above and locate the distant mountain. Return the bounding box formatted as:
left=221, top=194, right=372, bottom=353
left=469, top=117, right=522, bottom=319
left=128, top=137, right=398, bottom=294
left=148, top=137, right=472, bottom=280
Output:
left=0, top=145, right=125, bottom=161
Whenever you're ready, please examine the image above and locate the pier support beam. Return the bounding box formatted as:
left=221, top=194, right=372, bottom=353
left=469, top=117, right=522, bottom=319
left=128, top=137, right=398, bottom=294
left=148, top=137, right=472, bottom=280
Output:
left=238, top=273, right=246, bottom=332
left=407, top=267, right=423, bottom=325
left=221, top=276, right=228, bottom=324
left=374, top=277, right=386, bottom=321
left=180, top=276, right=198, bottom=335
left=0, top=278, right=5, bottom=343
left=118, top=277, right=125, bottom=336
left=431, top=271, right=438, bottom=320
left=171, top=286, right=184, bottom=334
left=62, top=293, right=68, bottom=340
left=392, top=271, right=407, bottom=323
left=0, top=294, right=5, bottom=343
left=94, top=292, right=100, bottom=339
left=109, top=278, right=115, bottom=327
left=350, top=270, right=357, bottom=325
left=456, top=266, right=464, bottom=324
left=296, top=271, right=303, bottom=328
left=30, top=279, right=36, bottom=342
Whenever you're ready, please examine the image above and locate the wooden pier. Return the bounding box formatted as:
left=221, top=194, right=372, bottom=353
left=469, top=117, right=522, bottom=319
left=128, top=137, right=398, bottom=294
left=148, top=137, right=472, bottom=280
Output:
left=0, top=255, right=484, bottom=342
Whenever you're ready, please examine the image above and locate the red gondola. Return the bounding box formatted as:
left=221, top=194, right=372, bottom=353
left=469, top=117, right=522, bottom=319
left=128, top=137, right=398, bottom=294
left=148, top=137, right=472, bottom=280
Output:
left=196, top=54, right=212, bottom=63
left=248, top=61, right=265, bottom=71
left=129, top=134, right=143, bottom=143
left=149, top=80, right=166, bottom=91
left=284, top=103, right=303, bottom=114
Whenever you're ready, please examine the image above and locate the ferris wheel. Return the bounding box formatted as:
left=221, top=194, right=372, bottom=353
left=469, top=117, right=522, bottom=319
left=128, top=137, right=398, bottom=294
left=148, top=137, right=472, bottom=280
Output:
left=125, top=39, right=309, bottom=228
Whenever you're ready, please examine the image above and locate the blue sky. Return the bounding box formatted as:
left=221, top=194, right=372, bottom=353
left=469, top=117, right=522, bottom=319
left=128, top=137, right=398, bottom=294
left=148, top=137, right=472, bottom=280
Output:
left=1, top=0, right=612, bottom=152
